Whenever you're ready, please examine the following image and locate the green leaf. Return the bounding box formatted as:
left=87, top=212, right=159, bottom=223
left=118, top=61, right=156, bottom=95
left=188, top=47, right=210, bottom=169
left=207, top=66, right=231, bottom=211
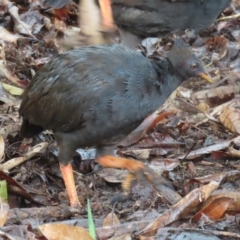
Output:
left=2, top=83, right=24, bottom=96
left=0, top=180, right=8, bottom=203
left=87, top=199, right=96, bottom=240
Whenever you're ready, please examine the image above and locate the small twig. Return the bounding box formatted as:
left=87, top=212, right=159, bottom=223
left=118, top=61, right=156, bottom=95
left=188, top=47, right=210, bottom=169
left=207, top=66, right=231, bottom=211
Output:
left=194, top=118, right=209, bottom=127
left=182, top=142, right=196, bottom=161
left=190, top=124, right=208, bottom=136
left=217, top=13, right=240, bottom=21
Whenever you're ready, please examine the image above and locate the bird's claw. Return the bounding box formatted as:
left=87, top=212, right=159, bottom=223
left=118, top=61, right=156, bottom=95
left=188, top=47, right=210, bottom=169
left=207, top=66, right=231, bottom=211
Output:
left=124, top=165, right=174, bottom=192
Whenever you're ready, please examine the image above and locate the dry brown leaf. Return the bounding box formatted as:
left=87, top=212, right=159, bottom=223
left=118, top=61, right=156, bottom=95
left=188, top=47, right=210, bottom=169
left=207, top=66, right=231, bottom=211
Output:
left=1, top=142, right=48, bottom=171
left=103, top=212, right=120, bottom=227
left=8, top=5, right=34, bottom=36
left=184, top=170, right=240, bottom=194
left=187, top=162, right=197, bottom=175
left=39, top=223, right=93, bottom=240
left=211, top=151, right=228, bottom=161
left=122, top=149, right=151, bottom=160
left=220, top=106, right=240, bottom=133
left=206, top=36, right=228, bottom=60
left=203, top=192, right=240, bottom=211
left=121, top=111, right=175, bottom=147
left=0, top=27, right=21, bottom=44
left=0, top=202, right=10, bottom=227
left=138, top=180, right=220, bottom=237
left=0, top=48, right=22, bottom=102
left=0, top=60, right=26, bottom=88
left=154, top=183, right=182, bottom=205
left=139, top=236, right=155, bottom=240
left=197, top=102, right=210, bottom=113
left=109, top=234, right=132, bottom=240
left=0, top=135, right=5, bottom=163
left=150, top=158, right=179, bottom=172
left=192, top=85, right=239, bottom=108
left=192, top=197, right=233, bottom=222
left=97, top=168, right=128, bottom=183
left=227, top=137, right=240, bottom=158
left=54, top=7, right=69, bottom=20
left=179, top=136, right=240, bottom=159
left=0, top=123, right=20, bottom=139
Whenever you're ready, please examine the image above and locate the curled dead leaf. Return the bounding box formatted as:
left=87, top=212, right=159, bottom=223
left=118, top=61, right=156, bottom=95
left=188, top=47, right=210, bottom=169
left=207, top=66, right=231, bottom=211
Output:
left=203, top=191, right=240, bottom=212
left=138, top=181, right=220, bottom=237
left=192, top=197, right=233, bottom=223
left=220, top=106, right=240, bottom=134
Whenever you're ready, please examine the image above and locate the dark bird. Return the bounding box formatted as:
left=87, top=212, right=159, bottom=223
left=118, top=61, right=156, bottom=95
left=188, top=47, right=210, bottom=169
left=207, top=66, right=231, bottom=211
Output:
left=112, top=0, right=231, bottom=48
left=43, top=0, right=231, bottom=48
left=19, top=39, right=212, bottom=207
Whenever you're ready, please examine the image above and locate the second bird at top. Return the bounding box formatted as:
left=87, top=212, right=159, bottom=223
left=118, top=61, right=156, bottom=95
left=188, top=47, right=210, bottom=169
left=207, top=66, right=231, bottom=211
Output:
left=44, top=0, right=231, bottom=48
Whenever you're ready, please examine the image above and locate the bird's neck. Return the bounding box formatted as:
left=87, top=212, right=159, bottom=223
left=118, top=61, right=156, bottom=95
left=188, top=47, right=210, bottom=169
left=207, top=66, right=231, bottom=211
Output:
left=151, top=58, right=185, bottom=97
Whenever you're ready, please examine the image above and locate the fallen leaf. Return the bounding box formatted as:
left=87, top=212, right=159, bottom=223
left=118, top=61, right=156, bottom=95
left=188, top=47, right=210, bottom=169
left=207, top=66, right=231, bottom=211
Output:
left=97, top=168, right=128, bottom=183
left=120, top=111, right=175, bottom=147
left=0, top=27, right=21, bottom=44
left=103, top=212, right=120, bottom=227
left=0, top=135, right=5, bottom=163
left=0, top=202, right=9, bottom=227
left=2, top=83, right=24, bottom=96
left=206, top=36, right=229, bottom=60
left=203, top=191, right=240, bottom=211
left=1, top=142, right=48, bottom=171
left=39, top=223, right=93, bottom=240
left=138, top=180, right=220, bottom=237
left=220, top=106, right=240, bottom=134
left=191, top=84, right=238, bottom=108
left=192, top=197, right=233, bottom=222
left=8, top=5, right=34, bottom=36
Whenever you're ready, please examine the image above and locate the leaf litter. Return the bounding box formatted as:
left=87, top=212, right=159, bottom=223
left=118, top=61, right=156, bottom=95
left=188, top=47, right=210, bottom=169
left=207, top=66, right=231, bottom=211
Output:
left=0, top=0, right=240, bottom=239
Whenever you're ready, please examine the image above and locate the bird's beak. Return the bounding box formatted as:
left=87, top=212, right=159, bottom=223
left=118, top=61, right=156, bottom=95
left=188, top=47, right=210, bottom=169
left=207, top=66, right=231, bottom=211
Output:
left=197, top=72, right=213, bottom=83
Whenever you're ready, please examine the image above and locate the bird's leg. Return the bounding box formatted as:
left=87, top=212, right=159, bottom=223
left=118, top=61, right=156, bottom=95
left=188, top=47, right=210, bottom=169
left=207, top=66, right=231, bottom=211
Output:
left=98, top=0, right=115, bottom=31
left=60, top=163, right=81, bottom=208
left=97, top=155, right=171, bottom=192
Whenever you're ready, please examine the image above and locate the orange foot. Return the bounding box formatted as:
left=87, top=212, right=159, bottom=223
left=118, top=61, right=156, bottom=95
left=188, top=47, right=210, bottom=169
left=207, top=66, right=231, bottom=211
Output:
left=60, top=163, right=81, bottom=208
left=97, top=155, right=173, bottom=192
left=98, top=0, right=116, bottom=32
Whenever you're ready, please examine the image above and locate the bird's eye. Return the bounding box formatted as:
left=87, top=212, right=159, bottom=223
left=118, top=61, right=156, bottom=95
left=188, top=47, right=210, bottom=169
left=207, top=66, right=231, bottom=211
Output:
left=190, top=63, right=198, bottom=70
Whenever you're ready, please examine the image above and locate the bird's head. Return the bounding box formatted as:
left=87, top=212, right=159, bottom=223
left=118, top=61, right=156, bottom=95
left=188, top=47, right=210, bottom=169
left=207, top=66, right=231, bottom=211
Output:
left=167, top=38, right=212, bottom=83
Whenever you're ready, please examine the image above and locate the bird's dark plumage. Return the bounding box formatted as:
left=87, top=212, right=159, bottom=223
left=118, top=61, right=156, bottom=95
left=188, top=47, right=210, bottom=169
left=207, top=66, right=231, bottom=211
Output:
left=112, top=0, right=231, bottom=47
left=19, top=40, right=211, bottom=207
